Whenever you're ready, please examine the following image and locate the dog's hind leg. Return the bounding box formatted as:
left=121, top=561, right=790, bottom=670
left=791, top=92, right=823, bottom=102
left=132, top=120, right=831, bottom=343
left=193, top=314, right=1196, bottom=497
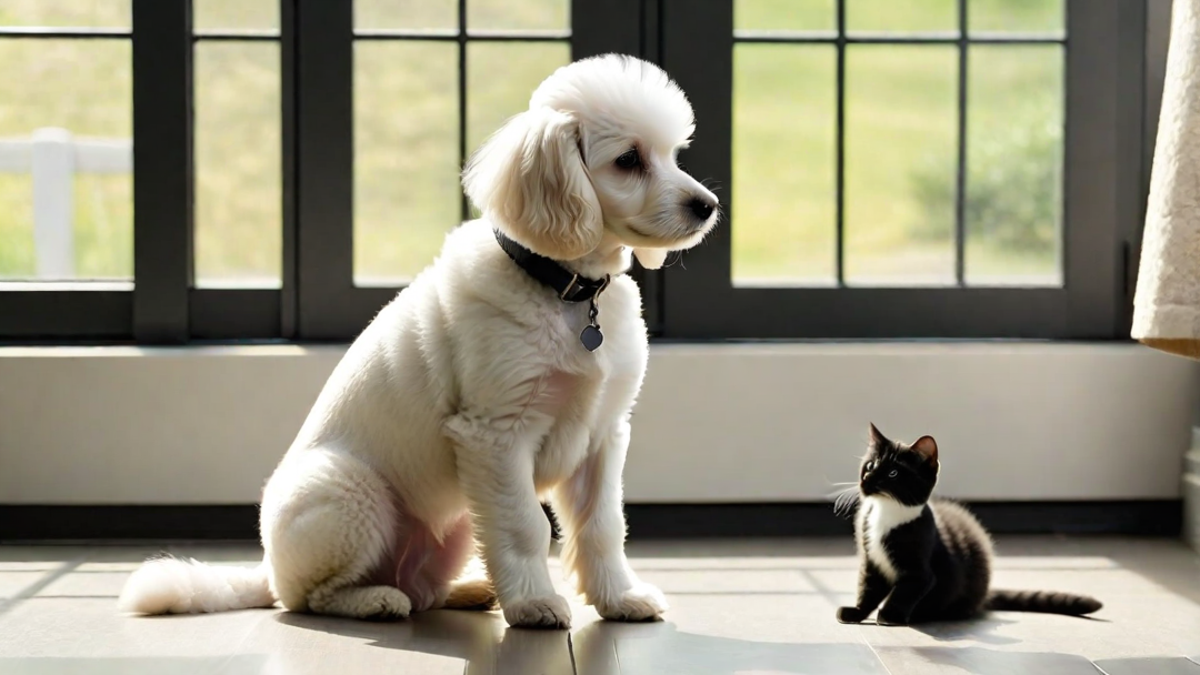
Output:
left=262, top=447, right=413, bottom=620
left=432, top=515, right=497, bottom=611
left=307, top=585, right=412, bottom=620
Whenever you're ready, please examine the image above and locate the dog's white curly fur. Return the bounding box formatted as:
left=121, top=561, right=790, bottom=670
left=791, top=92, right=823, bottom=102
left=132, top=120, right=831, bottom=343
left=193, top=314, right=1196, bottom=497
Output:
left=118, top=53, right=717, bottom=629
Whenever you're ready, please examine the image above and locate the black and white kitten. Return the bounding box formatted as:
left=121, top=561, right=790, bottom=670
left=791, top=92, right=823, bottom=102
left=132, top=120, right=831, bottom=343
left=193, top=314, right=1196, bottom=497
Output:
left=835, top=423, right=1102, bottom=626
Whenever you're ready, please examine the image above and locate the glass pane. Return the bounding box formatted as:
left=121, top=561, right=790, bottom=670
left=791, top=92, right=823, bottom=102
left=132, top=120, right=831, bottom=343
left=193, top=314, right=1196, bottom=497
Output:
left=847, top=0, right=955, bottom=33
left=969, top=0, right=1064, bottom=34
left=466, top=42, right=568, bottom=221
left=467, top=42, right=570, bottom=158
left=0, top=0, right=129, bottom=28
left=355, top=0, right=456, bottom=31
left=964, top=46, right=1062, bottom=286
left=194, top=42, right=281, bottom=287
left=355, top=41, right=458, bottom=284
left=733, top=45, right=836, bottom=286
left=194, top=0, right=278, bottom=32
left=468, top=0, right=567, bottom=32
left=845, top=45, right=956, bottom=286
left=735, top=0, right=835, bottom=32
left=0, top=39, right=132, bottom=281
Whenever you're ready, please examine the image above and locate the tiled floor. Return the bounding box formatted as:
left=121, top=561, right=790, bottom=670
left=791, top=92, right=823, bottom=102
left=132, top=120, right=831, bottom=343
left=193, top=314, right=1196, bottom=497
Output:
left=1, top=537, right=1200, bottom=674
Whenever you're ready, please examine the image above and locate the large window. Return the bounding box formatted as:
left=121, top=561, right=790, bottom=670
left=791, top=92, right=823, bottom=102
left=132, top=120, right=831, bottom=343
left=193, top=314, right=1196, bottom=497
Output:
left=0, top=0, right=1152, bottom=342
left=659, top=0, right=1148, bottom=338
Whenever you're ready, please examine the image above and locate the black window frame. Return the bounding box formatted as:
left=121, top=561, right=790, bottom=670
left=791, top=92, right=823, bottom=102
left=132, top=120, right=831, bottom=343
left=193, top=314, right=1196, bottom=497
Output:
left=656, top=0, right=1150, bottom=340
left=0, top=0, right=1159, bottom=344
left=293, top=0, right=648, bottom=339
left=0, top=0, right=284, bottom=344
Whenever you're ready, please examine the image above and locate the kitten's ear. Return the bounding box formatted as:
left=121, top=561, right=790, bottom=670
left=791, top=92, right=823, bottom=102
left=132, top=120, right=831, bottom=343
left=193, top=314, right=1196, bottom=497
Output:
left=868, top=422, right=888, bottom=448
left=911, top=435, right=939, bottom=465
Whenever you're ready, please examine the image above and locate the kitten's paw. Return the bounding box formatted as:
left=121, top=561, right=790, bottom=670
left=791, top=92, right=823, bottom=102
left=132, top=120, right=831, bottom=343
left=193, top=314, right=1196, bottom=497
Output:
left=837, top=606, right=868, bottom=624
left=876, top=608, right=910, bottom=626
left=502, top=594, right=572, bottom=629
left=595, top=582, right=668, bottom=622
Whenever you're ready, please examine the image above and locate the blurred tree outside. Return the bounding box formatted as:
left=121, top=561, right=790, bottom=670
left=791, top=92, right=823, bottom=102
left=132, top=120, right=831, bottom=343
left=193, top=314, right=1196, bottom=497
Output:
left=0, top=0, right=1064, bottom=287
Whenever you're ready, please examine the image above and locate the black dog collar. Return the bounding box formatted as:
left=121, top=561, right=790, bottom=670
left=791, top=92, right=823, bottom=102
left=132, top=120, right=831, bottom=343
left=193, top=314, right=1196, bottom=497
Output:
left=494, top=229, right=611, bottom=352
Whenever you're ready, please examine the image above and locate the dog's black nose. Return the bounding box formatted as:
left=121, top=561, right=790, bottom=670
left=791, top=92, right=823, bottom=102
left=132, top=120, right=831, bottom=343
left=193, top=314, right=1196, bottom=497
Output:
left=688, top=198, right=715, bottom=220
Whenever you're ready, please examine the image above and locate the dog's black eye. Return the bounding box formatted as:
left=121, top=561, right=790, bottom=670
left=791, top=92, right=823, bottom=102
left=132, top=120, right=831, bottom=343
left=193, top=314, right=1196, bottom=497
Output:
left=615, top=149, right=641, bottom=170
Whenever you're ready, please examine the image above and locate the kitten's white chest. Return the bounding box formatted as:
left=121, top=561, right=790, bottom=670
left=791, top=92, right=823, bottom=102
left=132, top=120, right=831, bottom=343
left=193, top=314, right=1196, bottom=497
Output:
left=859, top=496, right=924, bottom=582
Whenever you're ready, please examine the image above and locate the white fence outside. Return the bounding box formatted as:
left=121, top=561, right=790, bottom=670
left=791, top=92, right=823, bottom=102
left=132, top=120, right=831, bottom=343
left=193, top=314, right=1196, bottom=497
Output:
left=0, top=127, right=132, bottom=279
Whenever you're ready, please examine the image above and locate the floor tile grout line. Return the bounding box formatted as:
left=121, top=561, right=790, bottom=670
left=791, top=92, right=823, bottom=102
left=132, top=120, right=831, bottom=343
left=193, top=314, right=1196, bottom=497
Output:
left=799, top=568, right=844, bottom=606
left=611, top=631, right=622, bottom=674
left=567, top=631, right=579, bottom=675
left=0, top=557, right=83, bottom=616
left=857, top=626, right=897, bottom=675
left=800, top=568, right=895, bottom=675
left=199, top=609, right=286, bottom=675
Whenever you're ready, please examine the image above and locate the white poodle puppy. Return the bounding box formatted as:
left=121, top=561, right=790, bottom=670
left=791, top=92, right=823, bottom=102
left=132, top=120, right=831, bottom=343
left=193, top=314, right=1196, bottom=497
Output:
left=118, top=53, right=718, bottom=629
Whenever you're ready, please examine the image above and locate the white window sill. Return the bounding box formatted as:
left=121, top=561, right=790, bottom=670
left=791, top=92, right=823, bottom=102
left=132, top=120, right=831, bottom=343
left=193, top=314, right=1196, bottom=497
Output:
left=0, top=342, right=1195, bottom=504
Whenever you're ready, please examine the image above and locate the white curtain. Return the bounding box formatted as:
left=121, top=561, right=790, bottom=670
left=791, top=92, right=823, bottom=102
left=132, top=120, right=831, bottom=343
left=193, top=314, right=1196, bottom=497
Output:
left=1134, top=0, right=1200, bottom=360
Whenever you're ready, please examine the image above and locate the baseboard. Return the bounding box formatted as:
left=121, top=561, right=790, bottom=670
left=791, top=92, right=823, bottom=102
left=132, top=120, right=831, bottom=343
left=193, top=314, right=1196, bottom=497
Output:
left=1182, top=427, right=1200, bottom=551
left=0, top=501, right=1181, bottom=542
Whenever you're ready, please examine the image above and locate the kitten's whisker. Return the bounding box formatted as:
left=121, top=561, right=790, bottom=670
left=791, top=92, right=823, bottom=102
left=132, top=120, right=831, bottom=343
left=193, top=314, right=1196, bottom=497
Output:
left=830, top=485, right=861, bottom=519
left=821, top=473, right=857, bottom=488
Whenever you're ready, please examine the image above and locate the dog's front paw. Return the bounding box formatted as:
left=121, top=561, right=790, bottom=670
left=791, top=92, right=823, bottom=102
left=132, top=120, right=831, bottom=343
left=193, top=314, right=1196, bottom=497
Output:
left=876, top=608, right=910, bottom=626
left=502, top=594, right=572, bottom=629
left=595, top=582, right=668, bottom=622
left=837, top=606, right=868, bottom=624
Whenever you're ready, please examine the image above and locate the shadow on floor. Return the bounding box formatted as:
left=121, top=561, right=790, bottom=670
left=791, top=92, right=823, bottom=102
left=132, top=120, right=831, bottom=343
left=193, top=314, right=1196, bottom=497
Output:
left=883, top=649, right=1200, bottom=675
left=910, top=616, right=1022, bottom=645
left=876, top=645, right=1105, bottom=675
left=276, top=610, right=891, bottom=675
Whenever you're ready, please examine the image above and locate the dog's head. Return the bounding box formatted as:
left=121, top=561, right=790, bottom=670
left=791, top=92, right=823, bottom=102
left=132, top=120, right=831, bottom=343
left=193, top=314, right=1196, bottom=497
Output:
left=461, top=54, right=718, bottom=269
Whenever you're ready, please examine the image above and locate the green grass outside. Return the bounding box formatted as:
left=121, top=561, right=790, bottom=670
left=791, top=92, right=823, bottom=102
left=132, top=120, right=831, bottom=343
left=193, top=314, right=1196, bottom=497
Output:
left=0, top=0, right=1064, bottom=287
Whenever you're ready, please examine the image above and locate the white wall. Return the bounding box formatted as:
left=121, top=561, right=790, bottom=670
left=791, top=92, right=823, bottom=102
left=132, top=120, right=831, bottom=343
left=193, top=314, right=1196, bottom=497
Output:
left=0, top=343, right=1195, bottom=505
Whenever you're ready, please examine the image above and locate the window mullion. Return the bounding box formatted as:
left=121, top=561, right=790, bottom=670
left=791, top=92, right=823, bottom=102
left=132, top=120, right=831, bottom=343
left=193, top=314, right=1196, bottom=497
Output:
left=570, top=0, right=659, bottom=332
left=658, top=0, right=734, bottom=338
left=131, top=0, right=193, bottom=343
left=571, top=0, right=640, bottom=59
left=294, top=0, right=355, bottom=339
left=280, top=0, right=299, bottom=339
left=1063, top=0, right=1132, bottom=337
left=836, top=0, right=846, bottom=286
left=955, top=0, right=968, bottom=286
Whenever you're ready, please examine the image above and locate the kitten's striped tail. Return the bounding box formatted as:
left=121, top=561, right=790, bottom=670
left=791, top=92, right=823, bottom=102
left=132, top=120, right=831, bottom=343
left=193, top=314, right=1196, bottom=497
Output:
left=987, top=589, right=1102, bottom=616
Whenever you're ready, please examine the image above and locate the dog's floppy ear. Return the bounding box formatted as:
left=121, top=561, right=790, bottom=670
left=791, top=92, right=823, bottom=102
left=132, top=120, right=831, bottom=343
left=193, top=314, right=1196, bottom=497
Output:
left=462, top=108, right=603, bottom=261
left=632, top=247, right=668, bottom=270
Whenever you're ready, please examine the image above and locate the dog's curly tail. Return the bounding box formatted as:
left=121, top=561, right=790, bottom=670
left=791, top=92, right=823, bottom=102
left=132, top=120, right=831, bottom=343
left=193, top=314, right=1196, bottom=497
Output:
left=117, top=556, right=276, bottom=615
